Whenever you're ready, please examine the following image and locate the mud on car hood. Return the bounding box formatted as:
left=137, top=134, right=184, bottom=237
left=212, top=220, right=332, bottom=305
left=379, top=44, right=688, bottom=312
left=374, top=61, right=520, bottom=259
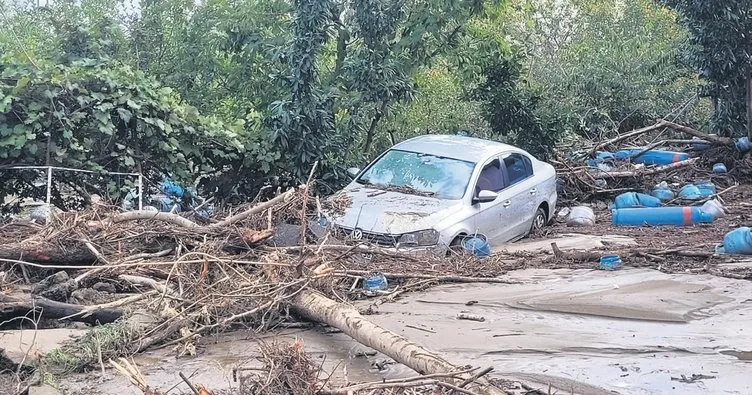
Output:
left=326, top=187, right=459, bottom=235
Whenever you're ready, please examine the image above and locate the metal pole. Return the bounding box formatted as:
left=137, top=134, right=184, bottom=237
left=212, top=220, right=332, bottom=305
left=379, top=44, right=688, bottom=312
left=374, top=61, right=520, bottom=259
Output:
left=138, top=174, right=143, bottom=210
left=46, top=166, right=52, bottom=204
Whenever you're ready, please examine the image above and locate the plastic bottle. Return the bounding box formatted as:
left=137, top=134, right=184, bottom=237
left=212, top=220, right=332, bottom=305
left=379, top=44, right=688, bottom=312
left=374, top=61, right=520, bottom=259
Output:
left=613, top=192, right=662, bottom=209
left=567, top=206, right=596, bottom=227
left=611, top=207, right=714, bottom=227
left=651, top=182, right=675, bottom=202
left=719, top=227, right=752, bottom=255
left=464, top=237, right=491, bottom=257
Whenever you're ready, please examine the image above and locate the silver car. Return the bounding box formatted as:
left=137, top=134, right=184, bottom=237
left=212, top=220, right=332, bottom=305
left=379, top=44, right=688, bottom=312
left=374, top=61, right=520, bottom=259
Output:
left=323, top=134, right=557, bottom=253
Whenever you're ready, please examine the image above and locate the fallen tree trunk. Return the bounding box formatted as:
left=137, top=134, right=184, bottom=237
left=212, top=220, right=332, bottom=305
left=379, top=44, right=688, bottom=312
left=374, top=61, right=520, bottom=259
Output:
left=589, top=120, right=668, bottom=153
left=0, top=241, right=96, bottom=265
left=662, top=120, right=734, bottom=146
left=106, top=189, right=296, bottom=231
left=0, top=294, right=122, bottom=325
left=291, top=289, right=507, bottom=395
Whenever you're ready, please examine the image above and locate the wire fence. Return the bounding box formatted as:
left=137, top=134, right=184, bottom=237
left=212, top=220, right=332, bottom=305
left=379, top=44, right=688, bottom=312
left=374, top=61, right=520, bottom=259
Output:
left=2, top=166, right=143, bottom=210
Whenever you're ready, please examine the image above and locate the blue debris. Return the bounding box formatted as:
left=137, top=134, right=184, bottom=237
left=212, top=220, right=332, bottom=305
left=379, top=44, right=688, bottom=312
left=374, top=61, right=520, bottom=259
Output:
left=613, top=192, right=662, bottom=209
left=364, top=274, right=388, bottom=291
left=464, top=237, right=491, bottom=257
left=718, top=227, right=752, bottom=255
left=736, top=137, right=751, bottom=152
left=651, top=182, right=674, bottom=202
left=599, top=255, right=622, bottom=270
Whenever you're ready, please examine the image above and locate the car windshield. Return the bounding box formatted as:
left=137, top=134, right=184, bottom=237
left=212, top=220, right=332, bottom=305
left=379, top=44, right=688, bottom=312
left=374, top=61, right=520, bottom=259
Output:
left=356, top=149, right=475, bottom=199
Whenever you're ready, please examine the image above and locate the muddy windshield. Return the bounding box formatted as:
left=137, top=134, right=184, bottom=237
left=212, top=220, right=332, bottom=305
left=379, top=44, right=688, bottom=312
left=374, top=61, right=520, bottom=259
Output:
left=356, top=149, right=475, bottom=199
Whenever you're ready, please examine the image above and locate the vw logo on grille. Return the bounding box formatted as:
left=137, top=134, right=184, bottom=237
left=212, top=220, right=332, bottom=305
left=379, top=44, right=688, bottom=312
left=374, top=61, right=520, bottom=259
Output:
left=351, top=228, right=363, bottom=240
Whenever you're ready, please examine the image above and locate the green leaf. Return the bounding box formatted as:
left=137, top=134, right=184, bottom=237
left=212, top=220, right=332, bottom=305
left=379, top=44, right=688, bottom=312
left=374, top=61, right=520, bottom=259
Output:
left=117, top=108, right=132, bottom=123
left=12, top=76, right=29, bottom=95
left=126, top=99, right=141, bottom=110
left=123, top=156, right=135, bottom=166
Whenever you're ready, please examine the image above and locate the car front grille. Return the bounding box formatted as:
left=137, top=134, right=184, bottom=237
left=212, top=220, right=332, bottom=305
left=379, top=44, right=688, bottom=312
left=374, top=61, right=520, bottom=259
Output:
left=334, top=226, right=400, bottom=247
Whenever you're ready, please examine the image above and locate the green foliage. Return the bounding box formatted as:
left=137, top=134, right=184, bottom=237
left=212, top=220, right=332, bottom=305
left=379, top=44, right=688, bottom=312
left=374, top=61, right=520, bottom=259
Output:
left=0, top=0, right=716, bottom=202
left=42, top=321, right=137, bottom=374
left=508, top=0, right=702, bottom=140
left=0, top=56, right=244, bottom=206
left=664, top=0, right=752, bottom=136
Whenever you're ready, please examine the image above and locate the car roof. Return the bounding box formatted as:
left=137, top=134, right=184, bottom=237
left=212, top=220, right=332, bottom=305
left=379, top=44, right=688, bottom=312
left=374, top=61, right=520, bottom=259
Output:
left=392, top=134, right=520, bottom=163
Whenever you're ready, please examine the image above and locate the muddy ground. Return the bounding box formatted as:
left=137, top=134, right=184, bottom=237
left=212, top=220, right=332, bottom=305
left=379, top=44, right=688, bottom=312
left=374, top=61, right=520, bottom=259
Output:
left=4, top=184, right=752, bottom=395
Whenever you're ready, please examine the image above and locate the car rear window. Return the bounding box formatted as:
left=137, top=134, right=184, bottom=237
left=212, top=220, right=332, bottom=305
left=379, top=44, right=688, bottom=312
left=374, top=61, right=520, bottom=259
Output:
left=503, top=154, right=533, bottom=185
left=357, top=150, right=475, bottom=199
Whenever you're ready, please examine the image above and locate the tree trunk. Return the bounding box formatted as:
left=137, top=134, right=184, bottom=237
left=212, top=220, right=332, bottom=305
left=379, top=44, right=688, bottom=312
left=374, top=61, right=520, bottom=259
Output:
left=291, top=289, right=507, bottom=395
left=0, top=294, right=122, bottom=325
left=0, top=241, right=96, bottom=265
left=746, top=76, right=752, bottom=140
left=363, top=100, right=389, bottom=155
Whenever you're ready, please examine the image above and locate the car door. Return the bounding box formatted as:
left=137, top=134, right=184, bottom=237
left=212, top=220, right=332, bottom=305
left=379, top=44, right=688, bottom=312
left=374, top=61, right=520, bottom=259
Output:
left=501, top=152, right=537, bottom=239
left=468, top=157, right=517, bottom=243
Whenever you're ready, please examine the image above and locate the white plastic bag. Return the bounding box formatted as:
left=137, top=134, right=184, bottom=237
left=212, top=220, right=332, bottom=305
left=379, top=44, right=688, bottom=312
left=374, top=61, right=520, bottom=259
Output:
left=567, top=206, right=595, bottom=227
left=701, top=199, right=725, bottom=220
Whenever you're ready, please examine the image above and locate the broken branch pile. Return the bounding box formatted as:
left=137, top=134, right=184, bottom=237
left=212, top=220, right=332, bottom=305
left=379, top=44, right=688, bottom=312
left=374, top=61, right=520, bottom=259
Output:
left=0, top=186, right=523, bottom=394
left=555, top=120, right=748, bottom=202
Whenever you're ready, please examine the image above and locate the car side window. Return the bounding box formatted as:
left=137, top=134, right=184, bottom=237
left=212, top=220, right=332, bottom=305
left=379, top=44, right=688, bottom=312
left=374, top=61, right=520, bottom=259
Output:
left=475, top=159, right=505, bottom=195
left=503, top=154, right=533, bottom=186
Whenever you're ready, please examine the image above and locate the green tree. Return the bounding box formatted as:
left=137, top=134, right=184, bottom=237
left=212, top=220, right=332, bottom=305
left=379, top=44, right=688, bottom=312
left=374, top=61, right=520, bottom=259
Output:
left=0, top=56, right=244, bottom=207
left=664, top=0, right=752, bottom=137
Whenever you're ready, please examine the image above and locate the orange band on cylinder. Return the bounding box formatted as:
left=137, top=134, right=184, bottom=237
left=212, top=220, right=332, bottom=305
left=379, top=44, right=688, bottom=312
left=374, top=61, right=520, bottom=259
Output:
left=683, top=206, right=692, bottom=226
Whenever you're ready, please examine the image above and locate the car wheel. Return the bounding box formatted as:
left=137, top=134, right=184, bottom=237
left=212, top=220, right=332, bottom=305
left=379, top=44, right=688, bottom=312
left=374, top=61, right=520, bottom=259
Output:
left=530, top=207, right=547, bottom=235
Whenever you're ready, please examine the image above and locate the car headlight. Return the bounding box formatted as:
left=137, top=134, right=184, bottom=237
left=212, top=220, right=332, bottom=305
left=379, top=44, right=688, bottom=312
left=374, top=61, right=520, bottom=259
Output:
left=398, top=229, right=440, bottom=247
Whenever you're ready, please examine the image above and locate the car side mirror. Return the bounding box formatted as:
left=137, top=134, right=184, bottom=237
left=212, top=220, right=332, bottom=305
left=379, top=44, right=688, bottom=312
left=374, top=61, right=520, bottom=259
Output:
left=474, top=190, right=498, bottom=204
left=347, top=167, right=361, bottom=178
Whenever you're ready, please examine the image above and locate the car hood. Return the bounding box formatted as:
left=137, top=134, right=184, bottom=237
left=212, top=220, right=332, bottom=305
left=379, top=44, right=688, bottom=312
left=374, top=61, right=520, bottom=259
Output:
left=327, top=187, right=459, bottom=235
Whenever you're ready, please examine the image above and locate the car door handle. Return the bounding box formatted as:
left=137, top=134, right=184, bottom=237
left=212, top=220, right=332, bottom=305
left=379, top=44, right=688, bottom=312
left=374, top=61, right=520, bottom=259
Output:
left=529, top=188, right=537, bottom=195
left=502, top=200, right=512, bottom=208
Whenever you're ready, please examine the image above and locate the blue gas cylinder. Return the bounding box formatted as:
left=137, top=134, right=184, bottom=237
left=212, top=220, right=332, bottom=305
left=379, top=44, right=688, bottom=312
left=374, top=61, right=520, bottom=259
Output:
left=615, top=149, right=689, bottom=165
left=613, top=192, right=662, bottom=209
left=612, top=207, right=714, bottom=227
left=651, top=183, right=674, bottom=202
left=696, top=181, right=716, bottom=198
left=736, top=137, right=751, bottom=152
left=678, top=184, right=702, bottom=200
left=464, top=237, right=491, bottom=257
left=713, top=163, right=727, bottom=174
left=720, top=227, right=752, bottom=255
